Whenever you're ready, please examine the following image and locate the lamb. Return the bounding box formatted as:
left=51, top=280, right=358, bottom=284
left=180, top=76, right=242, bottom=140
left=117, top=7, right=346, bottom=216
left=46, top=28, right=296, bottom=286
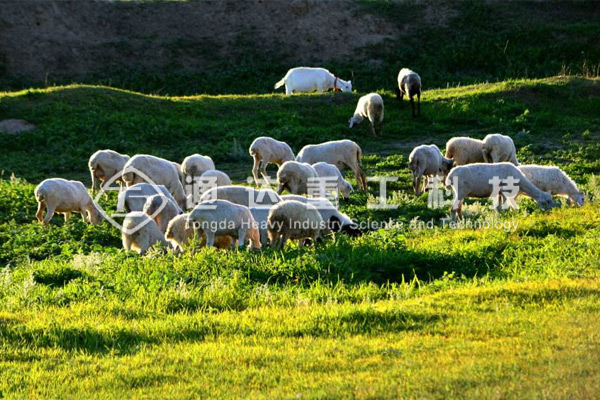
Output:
left=199, top=185, right=281, bottom=208
left=296, top=140, right=367, bottom=190
left=118, top=183, right=182, bottom=214
left=482, top=134, right=519, bottom=165
left=281, top=195, right=360, bottom=236
left=274, top=67, right=352, bottom=95
left=276, top=161, right=320, bottom=196
left=143, top=194, right=182, bottom=234
left=35, top=178, right=103, bottom=226
left=188, top=200, right=261, bottom=250
left=518, top=165, right=585, bottom=206
left=408, top=144, right=454, bottom=196
left=121, top=154, right=188, bottom=210
left=445, top=163, right=557, bottom=220
left=396, top=68, right=421, bottom=117
left=312, top=162, right=354, bottom=200
left=122, top=211, right=169, bottom=255
left=164, top=213, right=232, bottom=253
left=445, top=137, right=485, bottom=166
left=249, top=136, right=295, bottom=185
left=348, top=93, right=384, bottom=137
left=267, top=200, right=325, bottom=249
left=88, top=150, right=130, bottom=193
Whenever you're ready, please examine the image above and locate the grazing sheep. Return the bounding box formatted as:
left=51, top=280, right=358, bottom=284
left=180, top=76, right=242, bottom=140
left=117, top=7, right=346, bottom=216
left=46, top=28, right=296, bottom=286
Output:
left=408, top=144, right=454, bottom=196
left=274, top=67, right=352, bottom=94
left=518, top=165, right=585, bottom=206
left=181, top=154, right=216, bottom=191
left=396, top=68, right=421, bottom=117
left=348, top=93, right=384, bottom=136
left=276, top=161, right=320, bottom=196
left=164, top=213, right=232, bottom=253
left=188, top=200, right=261, bottom=250
left=122, top=211, right=169, bottom=255
left=200, top=185, right=281, bottom=208
left=445, top=137, right=485, bottom=166
left=35, top=178, right=102, bottom=226
left=249, top=136, right=295, bottom=186
left=482, top=134, right=519, bottom=165
left=143, top=194, right=182, bottom=234
left=88, top=150, right=130, bottom=193
left=118, top=183, right=182, bottom=214
left=281, top=195, right=360, bottom=236
left=267, top=200, right=325, bottom=249
left=445, top=163, right=557, bottom=220
left=121, top=154, right=188, bottom=210
left=312, top=162, right=354, bottom=200
left=200, top=169, right=232, bottom=187
left=296, top=140, right=367, bottom=190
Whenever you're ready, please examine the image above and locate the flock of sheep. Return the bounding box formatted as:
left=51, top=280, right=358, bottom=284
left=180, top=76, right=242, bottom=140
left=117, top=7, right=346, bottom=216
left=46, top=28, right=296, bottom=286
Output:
left=33, top=67, right=584, bottom=255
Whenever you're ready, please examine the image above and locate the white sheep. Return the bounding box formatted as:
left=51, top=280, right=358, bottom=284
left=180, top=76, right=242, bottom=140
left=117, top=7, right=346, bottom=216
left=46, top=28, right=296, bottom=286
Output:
left=445, top=137, right=485, bottom=166
left=274, top=67, right=352, bottom=94
left=164, top=213, right=232, bottom=253
left=121, top=154, right=188, bottom=210
left=122, top=211, right=169, bottom=255
left=118, top=183, right=182, bottom=214
left=348, top=93, right=384, bottom=136
left=518, top=165, right=585, bottom=206
left=35, top=178, right=103, bottom=226
left=296, top=140, right=367, bottom=190
left=199, top=185, right=281, bottom=208
left=200, top=169, right=232, bottom=187
left=281, top=195, right=359, bottom=236
left=88, top=149, right=130, bottom=193
left=276, top=161, right=320, bottom=196
left=408, top=144, right=454, bottom=195
left=482, top=134, right=519, bottom=165
left=181, top=154, right=216, bottom=191
left=267, top=200, right=325, bottom=249
left=188, top=200, right=261, bottom=250
left=249, top=136, right=295, bottom=186
left=396, top=68, right=421, bottom=117
left=445, top=163, right=557, bottom=219
left=143, top=194, right=182, bottom=234
left=312, top=162, right=354, bottom=200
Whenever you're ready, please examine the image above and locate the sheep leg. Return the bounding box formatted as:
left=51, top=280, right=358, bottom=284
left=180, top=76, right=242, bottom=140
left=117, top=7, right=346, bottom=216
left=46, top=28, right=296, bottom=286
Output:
left=64, top=212, right=72, bottom=222
left=417, top=92, right=421, bottom=116
left=237, top=229, right=246, bottom=248
left=450, top=198, right=462, bottom=220
left=352, top=167, right=367, bottom=191
left=410, top=96, right=416, bottom=118
left=42, top=205, right=56, bottom=226
left=35, top=201, right=46, bottom=223
left=122, top=235, right=133, bottom=251
left=279, top=233, right=290, bottom=249
left=370, top=122, right=377, bottom=137
left=137, top=237, right=150, bottom=256
left=396, top=88, right=403, bottom=101
left=285, top=85, right=293, bottom=95
left=205, top=232, right=215, bottom=247
left=260, top=162, right=270, bottom=186
left=252, top=155, right=262, bottom=186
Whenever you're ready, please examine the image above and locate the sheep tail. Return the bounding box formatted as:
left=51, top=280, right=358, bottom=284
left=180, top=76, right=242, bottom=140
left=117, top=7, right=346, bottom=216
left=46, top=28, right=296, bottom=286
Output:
left=274, top=78, right=285, bottom=90
left=34, top=187, right=46, bottom=203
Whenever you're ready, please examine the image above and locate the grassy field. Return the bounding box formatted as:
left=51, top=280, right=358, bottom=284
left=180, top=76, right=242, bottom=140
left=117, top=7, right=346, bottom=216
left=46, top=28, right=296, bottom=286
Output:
left=0, top=75, right=599, bottom=398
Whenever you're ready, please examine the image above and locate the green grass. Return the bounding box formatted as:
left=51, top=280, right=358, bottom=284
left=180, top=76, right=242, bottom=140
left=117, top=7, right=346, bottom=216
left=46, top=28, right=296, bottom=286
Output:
left=0, top=76, right=599, bottom=398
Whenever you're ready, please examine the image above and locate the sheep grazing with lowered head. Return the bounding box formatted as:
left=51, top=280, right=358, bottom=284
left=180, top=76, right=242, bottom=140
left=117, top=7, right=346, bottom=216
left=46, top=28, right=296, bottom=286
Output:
left=122, top=154, right=188, bottom=210
left=396, top=68, right=421, bottom=117
left=274, top=67, right=352, bottom=95
left=445, top=137, right=485, bottom=166
left=267, top=200, right=325, bottom=249
left=88, top=149, right=130, bottom=193
left=311, top=162, right=353, bottom=200
left=249, top=136, right=295, bottom=186
left=35, top=178, right=103, bottom=226
left=518, top=165, right=585, bottom=206
left=118, top=183, right=182, bottom=214
left=164, top=213, right=232, bottom=253
left=296, top=140, right=367, bottom=190
left=348, top=93, right=384, bottom=136
left=143, top=194, right=182, bottom=234
left=181, top=154, right=216, bottom=191
left=482, top=134, right=519, bottom=165
left=408, top=144, right=454, bottom=196
left=281, top=195, right=360, bottom=236
left=188, top=200, right=261, bottom=250
left=200, top=185, right=281, bottom=208
left=445, top=162, right=558, bottom=220
left=276, top=161, right=320, bottom=196
left=122, top=211, right=169, bottom=255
